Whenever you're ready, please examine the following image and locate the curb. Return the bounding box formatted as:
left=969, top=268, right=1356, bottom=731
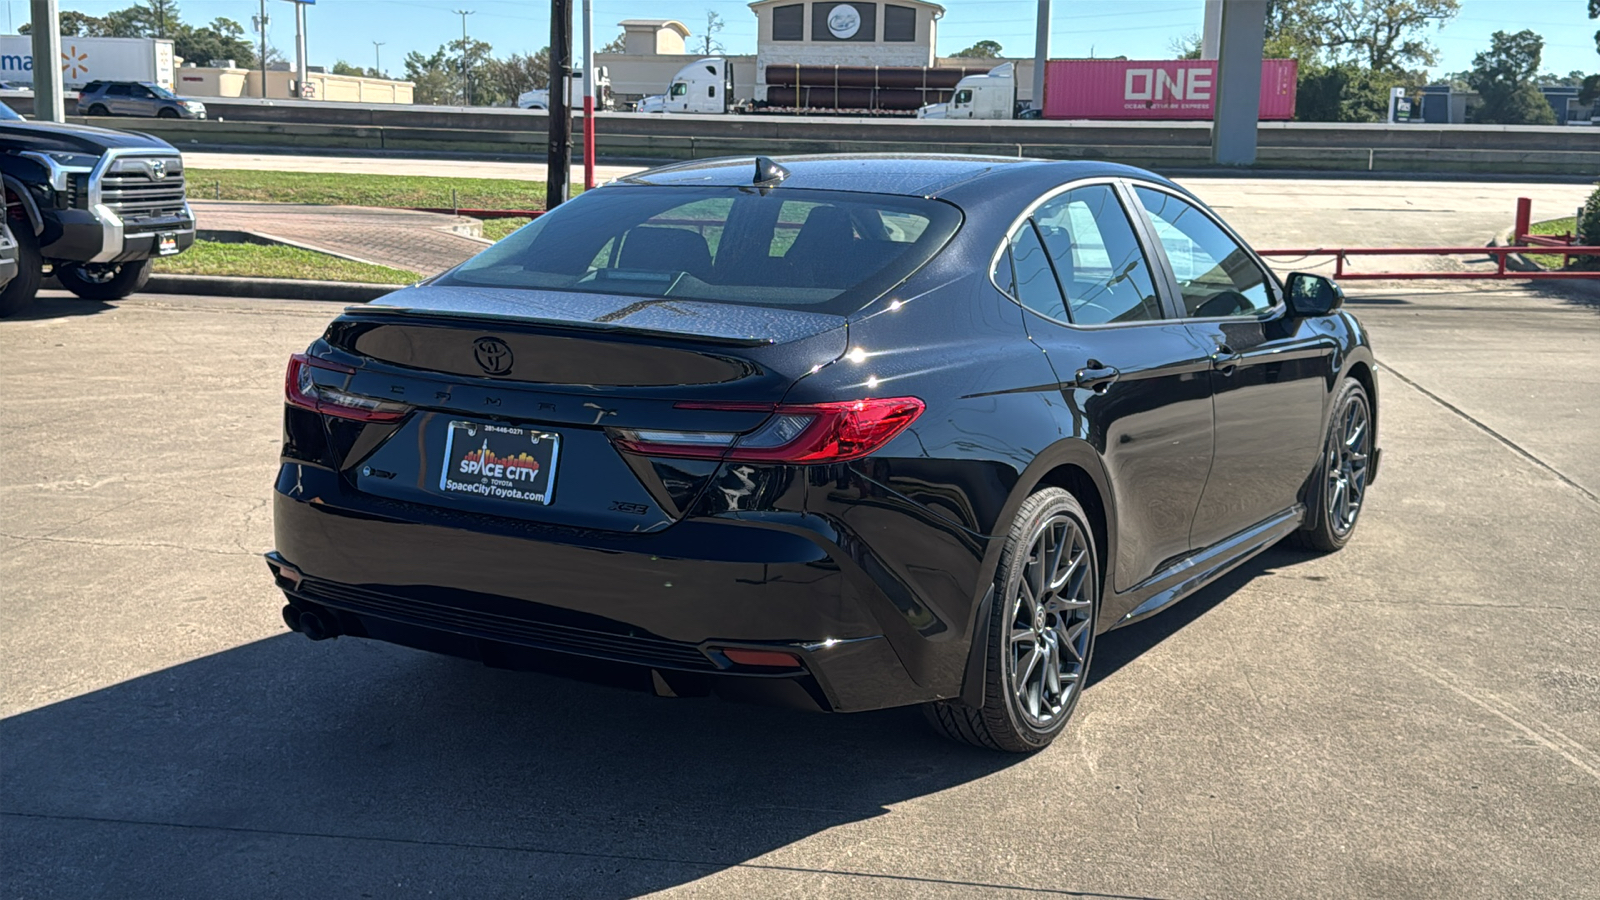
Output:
left=144, top=274, right=400, bottom=302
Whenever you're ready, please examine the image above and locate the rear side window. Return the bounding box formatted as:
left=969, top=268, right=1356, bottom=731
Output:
left=106, top=84, right=131, bottom=96
left=1134, top=186, right=1274, bottom=318
left=441, top=185, right=961, bottom=316
left=1031, top=184, right=1161, bottom=325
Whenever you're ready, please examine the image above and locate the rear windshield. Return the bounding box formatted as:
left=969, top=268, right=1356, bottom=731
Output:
left=438, top=185, right=961, bottom=316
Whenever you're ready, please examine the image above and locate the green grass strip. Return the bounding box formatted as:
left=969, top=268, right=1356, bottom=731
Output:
left=1526, top=217, right=1580, bottom=271
left=185, top=168, right=547, bottom=210
left=153, top=240, right=421, bottom=285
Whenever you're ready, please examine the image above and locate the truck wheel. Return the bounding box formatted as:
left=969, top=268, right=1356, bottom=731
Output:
left=56, top=259, right=153, bottom=301
left=87, top=104, right=109, bottom=116
left=0, top=226, right=43, bottom=317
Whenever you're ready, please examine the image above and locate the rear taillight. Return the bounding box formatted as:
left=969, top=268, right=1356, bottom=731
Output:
left=285, top=353, right=410, bottom=423
left=611, top=397, right=924, bottom=464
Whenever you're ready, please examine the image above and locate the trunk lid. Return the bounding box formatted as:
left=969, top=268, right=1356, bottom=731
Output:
left=311, top=285, right=847, bottom=533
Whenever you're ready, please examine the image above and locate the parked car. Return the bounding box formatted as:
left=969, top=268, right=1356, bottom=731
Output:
left=267, top=154, right=1380, bottom=752
left=76, top=81, right=207, bottom=119
left=1, top=116, right=195, bottom=315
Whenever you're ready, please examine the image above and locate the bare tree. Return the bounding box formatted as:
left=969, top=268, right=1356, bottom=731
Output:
left=698, top=10, right=725, bottom=56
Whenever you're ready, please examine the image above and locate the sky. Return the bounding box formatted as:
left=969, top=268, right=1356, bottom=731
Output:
left=3, top=0, right=1596, bottom=80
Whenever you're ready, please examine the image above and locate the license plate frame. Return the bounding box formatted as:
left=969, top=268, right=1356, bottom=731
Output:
left=157, top=232, right=179, bottom=256
left=438, top=420, right=561, bottom=506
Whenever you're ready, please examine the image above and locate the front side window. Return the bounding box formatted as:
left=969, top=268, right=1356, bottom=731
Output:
left=669, top=82, right=687, bottom=98
left=1134, top=186, right=1274, bottom=318
left=106, top=84, right=131, bottom=96
left=441, top=185, right=961, bottom=316
left=1031, top=184, right=1162, bottom=325
left=954, top=89, right=972, bottom=105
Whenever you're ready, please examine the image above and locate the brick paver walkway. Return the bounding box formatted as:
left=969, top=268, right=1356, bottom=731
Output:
left=190, top=201, right=492, bottom=277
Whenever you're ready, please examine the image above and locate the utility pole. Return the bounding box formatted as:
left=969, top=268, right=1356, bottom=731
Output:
left=294, top=0, right=308, bottom=99
left=28, top=0, right=63, bottom=122
left=1031, top=0, right=1049, bottom=115
left=254, top=0, right=269, bottom=98
left=453, top=9, right=474, bottom=106
left=373, top=41, right=385, bottom=77
left=582, top=0, right=593, bottom=102
left=547, top=0, right=573, bottom=208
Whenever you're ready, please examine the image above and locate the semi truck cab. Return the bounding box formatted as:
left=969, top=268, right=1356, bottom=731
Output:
left=918, top=62, right=1017, bottom=120
left=641, top=58, right=734, bottom=114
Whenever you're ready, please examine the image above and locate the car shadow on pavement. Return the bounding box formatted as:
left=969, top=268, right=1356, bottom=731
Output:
left=2, top=549, right=1311, bottom=897
left=1090, top=544, right=1318, bottom=687
left=7, top=291, right=114, bottom=320
left=3, top=629, right=1030, bottom=897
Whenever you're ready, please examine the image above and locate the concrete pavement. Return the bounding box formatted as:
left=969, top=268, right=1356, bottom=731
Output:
left=1, top=283, right=1596, bottom=898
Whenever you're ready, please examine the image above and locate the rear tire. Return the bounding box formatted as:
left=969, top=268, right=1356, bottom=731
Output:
left=924, top=487, right=1100, bottom=753
left=1290, top=377, right=1373, bottom=553
left=56, top=259, right=152, bottom=301
left=0, top=225, right=43, bottom=317
left=87, top=104, right=109, bottom=116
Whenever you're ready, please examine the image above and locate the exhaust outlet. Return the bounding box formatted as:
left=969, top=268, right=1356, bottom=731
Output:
left=282, top=603, right=338, bottom=641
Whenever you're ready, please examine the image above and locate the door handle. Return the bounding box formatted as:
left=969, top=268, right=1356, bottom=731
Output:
left=1211, top=345, right=1242, bottom=376
left=1073, top=360, right=1121, bottom=394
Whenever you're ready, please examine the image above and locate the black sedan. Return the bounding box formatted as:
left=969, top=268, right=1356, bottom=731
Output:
left=268, top=155, right=1379, bottom=752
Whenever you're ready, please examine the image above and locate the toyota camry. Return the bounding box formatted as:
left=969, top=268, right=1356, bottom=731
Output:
left=268, top=155, right=1379, bottom=752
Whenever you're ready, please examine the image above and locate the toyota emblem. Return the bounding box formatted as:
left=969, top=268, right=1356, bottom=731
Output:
left=473, top=337, right=513, bottom=375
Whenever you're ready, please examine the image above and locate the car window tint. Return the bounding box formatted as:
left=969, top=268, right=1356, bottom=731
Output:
left=1009, top=222, right=1066, bottom=321
left=106, top=84, right=131, bottom=96
left=440, top=185, right=959, bottom=316
left=1031, top=184, right=1162, bottom=325
left=1134, top=186, right=1274, bottom=318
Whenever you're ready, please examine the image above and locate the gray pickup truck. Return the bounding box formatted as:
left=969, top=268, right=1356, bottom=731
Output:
left=1, top=112, right=195, bottom=315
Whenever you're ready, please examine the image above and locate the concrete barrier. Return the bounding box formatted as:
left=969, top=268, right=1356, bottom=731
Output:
left=31, top=102, right=1598, bottom=177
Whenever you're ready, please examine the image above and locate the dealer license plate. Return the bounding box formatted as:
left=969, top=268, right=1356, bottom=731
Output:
left=439, top=420, right=561, bottom=506
left=157, top=232, right=179, bottom=255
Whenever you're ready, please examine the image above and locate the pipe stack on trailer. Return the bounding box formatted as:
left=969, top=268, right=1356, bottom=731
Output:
left=762, top=64, right=993, bottom=112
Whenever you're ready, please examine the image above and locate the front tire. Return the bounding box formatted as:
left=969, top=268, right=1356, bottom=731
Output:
left=157, top=108, right=179, bottom=119
left=56, top=259, right=152, bottom=301
left=924, top=487, right=1100, bottom=752
left=1291, top=377, right=1373, bottom=552
left=0, top=225, right=43, bottom=317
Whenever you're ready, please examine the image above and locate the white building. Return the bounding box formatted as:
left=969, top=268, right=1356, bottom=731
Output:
left=597, top=1, right=957, bottom=107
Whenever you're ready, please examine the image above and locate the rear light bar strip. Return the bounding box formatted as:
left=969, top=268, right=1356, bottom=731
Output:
left=285, top=353, right=411, bottom=423
left=611, top=397, right=924, bottom=464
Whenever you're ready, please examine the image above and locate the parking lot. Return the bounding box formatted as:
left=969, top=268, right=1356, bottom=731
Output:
left=2, top=275, right=1596, bottom=897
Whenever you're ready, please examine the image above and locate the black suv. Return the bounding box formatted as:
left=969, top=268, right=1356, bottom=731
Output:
left=1, top=114, right=195, bottom=315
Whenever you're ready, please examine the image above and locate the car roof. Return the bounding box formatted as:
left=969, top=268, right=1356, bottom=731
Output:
left=619, top=153, right=1180, bottom=200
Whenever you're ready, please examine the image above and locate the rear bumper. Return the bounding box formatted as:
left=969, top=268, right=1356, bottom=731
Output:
left=268, top=470, right=933, bottom=713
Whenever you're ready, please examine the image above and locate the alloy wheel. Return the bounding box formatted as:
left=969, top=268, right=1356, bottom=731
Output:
left=1006, top=514, right=1096, bottom=729
left=1325, top=391, right=1371, bottom=537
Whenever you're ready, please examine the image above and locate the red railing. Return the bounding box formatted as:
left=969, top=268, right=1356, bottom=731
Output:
left=1256, top=196, right=1597, bottom=280
left=1255, top=245, right=1600, bottom=280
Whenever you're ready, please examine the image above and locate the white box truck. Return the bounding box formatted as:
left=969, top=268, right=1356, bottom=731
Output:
left=0, top=36, right=176, bottom=91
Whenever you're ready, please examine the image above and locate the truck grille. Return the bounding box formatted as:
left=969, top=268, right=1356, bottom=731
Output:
left=98, top=155, right=187, bottom=224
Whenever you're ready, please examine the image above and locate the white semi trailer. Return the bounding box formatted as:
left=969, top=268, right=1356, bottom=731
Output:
left=0, top=36, right=176, bottom=91
left=517, top=69, right=613, bottom=111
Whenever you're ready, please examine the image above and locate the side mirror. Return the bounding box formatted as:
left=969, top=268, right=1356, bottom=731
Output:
left=1285, top=272, right=1345, bottom=317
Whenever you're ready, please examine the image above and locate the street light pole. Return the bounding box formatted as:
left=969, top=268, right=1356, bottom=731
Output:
left=255, top=0, right=269, bottom=98
left=547, top=0, right=573, bottom=208
left=453, top=9, right=474, bottom=106
left=373, top=41, right=385, bottom=77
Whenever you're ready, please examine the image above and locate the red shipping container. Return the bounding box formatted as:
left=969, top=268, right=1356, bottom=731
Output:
left=1043, top=59, right=1298, bottom=120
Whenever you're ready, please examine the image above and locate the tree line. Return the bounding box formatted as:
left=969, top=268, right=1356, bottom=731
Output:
left=23, top=0, right=271, bottom=70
